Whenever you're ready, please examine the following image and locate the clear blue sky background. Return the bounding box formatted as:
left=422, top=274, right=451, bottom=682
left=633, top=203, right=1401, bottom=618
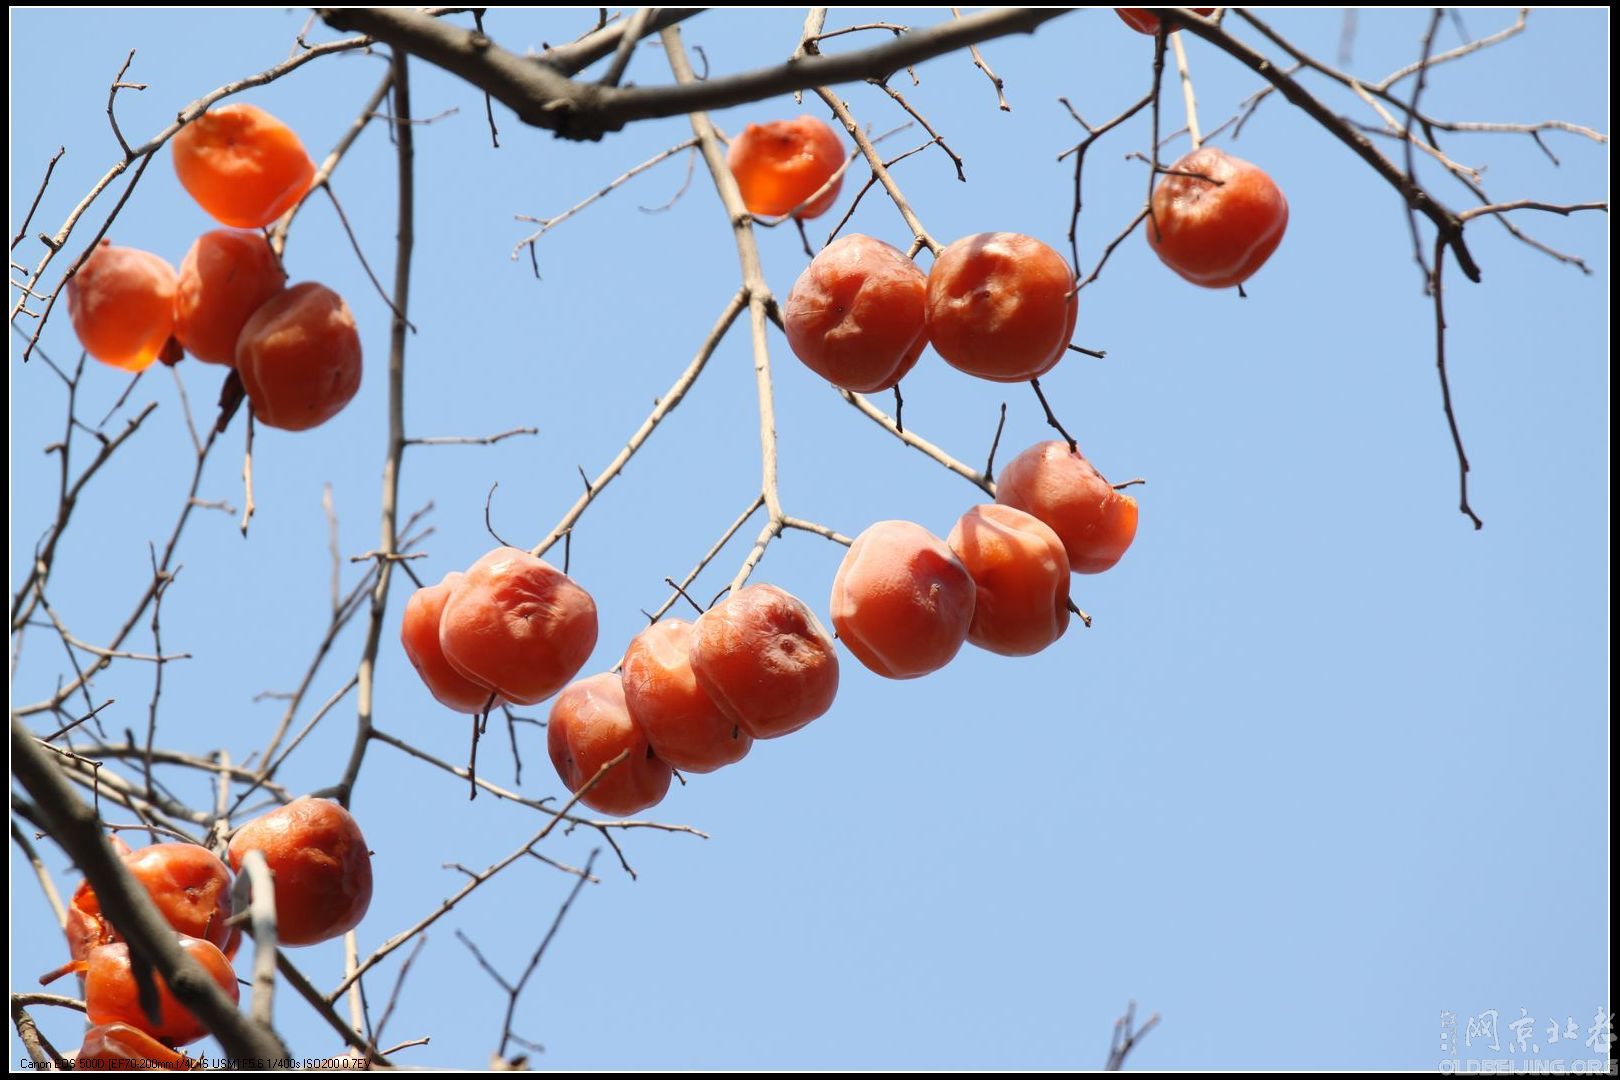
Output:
left=10, top=9, right=1609, bottom=1070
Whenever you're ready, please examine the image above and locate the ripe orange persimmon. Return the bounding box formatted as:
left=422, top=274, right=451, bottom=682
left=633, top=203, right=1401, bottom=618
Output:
left=234, top=282, right=362, bottom=431
left=947, top=505, right=1071, bottom=657
left=831, top=521, right=976, bottom=679
left=75, top=1023, right=197, bottom=1070
left=438, top=546, right=598, bottom=707
left=74, top=937, right=238, bottom=1047
left=925, top=233, right=1077, bottom=383
left=622, top=619, right=752, bottom=773
left=784, top=234, right=928, bottom=393
left=1116, top=8, right=1215, bottom=34
left=173, top=229, right=287, bottom=365
left=996, top=441, right=1139, bottom=574
left=171, top=103, right=316, bottom=228
left=401, top=572, right=499, bottom=714
left=67, top=241, right=178, bottom=372
left=689, top=584, right=839, bottom=739
left=727, top=116, right=846, bottom=219
left=228, top=796, right=372, bottom=947
left=548, top=672, right=673, bottom=816
left=1148, top=146, right=1288, bottom=288
left=67, top=842, right=239, bottom=964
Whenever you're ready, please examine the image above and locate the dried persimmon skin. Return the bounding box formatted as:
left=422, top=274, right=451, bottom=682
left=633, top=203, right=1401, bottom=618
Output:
left=548, top=672, right=673, bottom=816
left=831, top=521, right=976, bottom=679
left=925, top=233, right=1078, bottom=383
left=688, top=584, right=840, bottom=739
left=784, top=235, right=928, bottom=393
left=228, top=796, right=373, bottom=947
left=1147, top=147, right=1289, bottom=288
left=622, top=619, right=752, bottom=773
left=727, top=116, right=846, bottom=219
left=996, top=441, right=1139, bottom=574
left=948, top=505, right=1072, bottom=657
left=172, top=103, right=316, bottom=228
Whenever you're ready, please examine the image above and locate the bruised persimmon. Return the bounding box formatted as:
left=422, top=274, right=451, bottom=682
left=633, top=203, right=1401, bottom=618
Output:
left=996, top=441, right=1139, bottom=574
left=67, top=241, right=178, bottom=372
left=925, top=232, right=1077, bottom=383
left=438, top=546, right=598, bottom=707
left=234, top=282, right=362, bottom=431
left=401, top=572, right=499, bottom=714
left=75, top=1023, right=197, bottom=1070
left=783, top=234, right=928, bottom=393
left=947, top=505, right=1071, bottom=657
left=228, top=796, right=372, bottom=947
left=173, top=229, right=287, bottom=365
left=689, top=584, right=839, bottom=739
left=71, top=937, right=238, bottom=1047
left=1148, top=146, right=1288, bottom=289
left=621, top=619, right=752, bottom=773
left=831, top=520, right=976, bottom=679
left=548, top=672, right=673, bottom=816
left=1116, top=8, right=1215, bottom=34
left=727, top=116, right=846, bottom=219
left=67, top=841, right=239, bottom=965
left=172, top=103, right=316, bottom=228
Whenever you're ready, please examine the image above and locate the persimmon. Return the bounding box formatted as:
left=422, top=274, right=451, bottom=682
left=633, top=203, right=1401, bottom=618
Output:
left=172, top=229, right=287, bottom=365
left=1147, top=146, right=1289, bottom=289
left=228, top=796, right=372, bottom=947
left=67, top=241, right=179, bottom=372
left=438, top=546, right=598, bottom=707
left=1116, top=8, right=1215, bottom=35
left=925, top=232, right=1077, bottom=383
left=947, top=505, right=1071, bottom=657
left=783, top=234, right=928, bottom=393
left=548, top=672, right=673, bottom=816
left=996, top=441, right=1139, bottom=574
left=75, top=1023, right=197, bottom=1070
left=621, top=619, right=752, bottom=773
left=67, top=842, right=239, bottom=964
left=73, top=937, right=238, bottom=1048
left=234, top=282, right=362, bottom=431
left=171, top=103, right=316, bottom=228
left=401, top=572, right=499, bottom=714
left=727, top=116, right=846, bottom=219
left=689, top=584, right=839, bottom=739
left=830, top=521, right=976, bottom=679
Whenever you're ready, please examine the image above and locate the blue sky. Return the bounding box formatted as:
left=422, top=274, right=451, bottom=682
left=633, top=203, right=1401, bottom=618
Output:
left=10, top=9, right=1609, bottom=1069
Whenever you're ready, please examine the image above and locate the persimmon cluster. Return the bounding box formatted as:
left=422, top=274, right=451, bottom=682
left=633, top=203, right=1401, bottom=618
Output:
left=43, top=799, right=371, bottom=1059
left=67, top=103, right=363, bottom=431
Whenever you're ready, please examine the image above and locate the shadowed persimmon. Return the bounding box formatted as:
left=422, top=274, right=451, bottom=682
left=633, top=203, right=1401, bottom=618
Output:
left=234, top=282, right=362, bottom=431
left=689, top=584, right=839, bottom=739
left=784, top=234, right=928, bottom=393
left=173, top=229, right=287, bottom=365
left=401, top=572, right=499, bottom=714
left=67, top=241, right=178, bottom=373
left=925, top=233, right=1077, bottom=383
left=75, top=1023, right=196, bottom=1070
left=67, top=842, right=239, bottom=965
left=727, top=116, right=846, bottom=219
left=947, top=505, right=1071, bottom=657
left=171, top=103, right=316, bottom=228
left=438, top=546, right=598, bottom=707
left=621, top=619, right=752, bottom=773
left=831, top=520, right=976, bottom=679
left=228, top=797, right=372, bottom=947
left=548, top=672, right=673, bottom=816
left=996, top=441, right=1139, bottom=574
left=1116, top=8, right=1214, bottom=34
left=1148, top=146, right=1288, bottom=289
left=69, top=937, right=238, bottom=1047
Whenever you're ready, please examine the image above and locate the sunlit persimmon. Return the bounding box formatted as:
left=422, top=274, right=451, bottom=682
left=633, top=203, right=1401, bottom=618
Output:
left=1116, top=8, right=1215, bottom=35
left=75, top=1023, right=197, bottom=1070
left=401, top=572, right=499, bottom=714
left=947, top=505, right=1071, bottom=657
left=228, top=797, right=372, bottom=947
left=173, top=229, right=287, bottom=365
left=67, top=842, right=239, bottom=965
left=784, top=234, right=928, bottom=393
left=438, top=546, right=598, bottom=707
left=67, top=241, right=178, bottom=372
left=689, top=584, right=839, bottom=739
left=1148, top=146, right=1288, bottom=289
left=548, top=672, right=673, bottom=816
left=171, top=103, right=316, bottom=228
left=621, top=619, right=752, bottom=773
left=234, top=282, right=362, bottom=431
left=925, top=232, right=1077, bottom=383
left=996, top=441, right=1139, bottom=574
left=831, top=521, right=976, bottom=679
left=71, top=937, right=238, bottom=1048
left=727, top=116, right=846, bottom=219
